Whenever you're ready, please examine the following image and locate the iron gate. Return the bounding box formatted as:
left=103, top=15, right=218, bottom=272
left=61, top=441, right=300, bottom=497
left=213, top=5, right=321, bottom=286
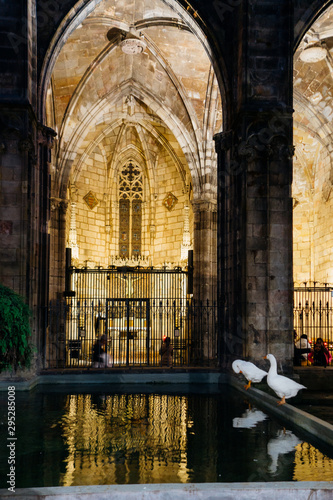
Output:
left=44, top=265, right=217, bottom=369
left=105, top=299, right=150, bottom=366
left=293, top=286, right=333, bottom=360
left=43, top=298, right=217, bottom=369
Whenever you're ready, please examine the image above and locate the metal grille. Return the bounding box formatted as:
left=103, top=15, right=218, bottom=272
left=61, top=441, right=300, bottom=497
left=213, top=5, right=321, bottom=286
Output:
left=43, top=298, right=218, bottom=369
left=293, top=286, right=333, bottom=361
left=44, top=266, right=218, bottom=369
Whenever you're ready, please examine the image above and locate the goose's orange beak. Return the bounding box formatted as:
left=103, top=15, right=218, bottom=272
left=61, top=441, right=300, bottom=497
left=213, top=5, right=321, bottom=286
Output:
left=239, top=370, right=242, bottom=374
left=263, top=356, right=267, bottom=359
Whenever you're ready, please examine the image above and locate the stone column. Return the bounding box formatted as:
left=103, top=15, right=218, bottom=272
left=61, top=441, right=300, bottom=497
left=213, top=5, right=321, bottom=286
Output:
left=214, top=131, right=239, bottom=367
left=215, top=109, right=294, bottom=372
left=37, top=124, right=56, bottom=303
left=190, top=199, right=217, bottom=364
left=214, top=0, right=294, bottom=372
left=192, top=199, right=217, bottom=303
left=49, top=197, right=69, bottom=300
left=241, top=112, right=294, bottom=365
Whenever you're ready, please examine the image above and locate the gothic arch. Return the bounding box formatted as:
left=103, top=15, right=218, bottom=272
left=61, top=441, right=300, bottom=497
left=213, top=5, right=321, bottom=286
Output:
left=293, top=2, right=333, bottom=286
left=38, top=0, right=227, bottom=125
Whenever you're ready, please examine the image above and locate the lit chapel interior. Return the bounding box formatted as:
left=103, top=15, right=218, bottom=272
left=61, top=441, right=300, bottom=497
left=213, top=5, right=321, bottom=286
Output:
left=45, top=0, right=221, bottom=302
left=1, top=1, right=333, bottom=372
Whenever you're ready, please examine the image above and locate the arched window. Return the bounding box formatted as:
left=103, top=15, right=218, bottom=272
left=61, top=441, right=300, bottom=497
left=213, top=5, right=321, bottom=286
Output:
left=119, top=161, right=143, bottom=257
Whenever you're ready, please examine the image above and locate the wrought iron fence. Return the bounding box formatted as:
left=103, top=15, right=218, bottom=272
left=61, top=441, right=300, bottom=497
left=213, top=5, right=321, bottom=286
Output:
left=293, top=286, right=333, bottom=365
left=43, top=298, right=218, bottom=369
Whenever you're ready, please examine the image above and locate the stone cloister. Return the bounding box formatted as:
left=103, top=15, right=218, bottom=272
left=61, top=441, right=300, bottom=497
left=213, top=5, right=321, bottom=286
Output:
left=1, top=0, right=333, bottom=373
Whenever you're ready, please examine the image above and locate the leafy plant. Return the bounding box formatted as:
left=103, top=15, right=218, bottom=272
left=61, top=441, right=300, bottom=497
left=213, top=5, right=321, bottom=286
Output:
left=0, top=283, right=33, bottom=372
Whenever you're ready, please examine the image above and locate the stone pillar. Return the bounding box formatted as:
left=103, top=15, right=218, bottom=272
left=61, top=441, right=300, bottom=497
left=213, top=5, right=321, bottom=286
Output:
left=190, top=199, right=217, bottom=364
left=49, top=198, right=68, bottom=301
left=214, top=131, right=238, bottom=367
left=214, top=0, right=294, bottom=372
left=215, top=109, right=294, bottom=372
left=192, top=199, right=217, bottom=303
left=241, top=112, right=294, bottom=366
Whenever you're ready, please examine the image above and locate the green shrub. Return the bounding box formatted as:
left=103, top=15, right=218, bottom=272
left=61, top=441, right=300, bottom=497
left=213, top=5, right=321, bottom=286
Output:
left=0, top=283, right=33, bottom=372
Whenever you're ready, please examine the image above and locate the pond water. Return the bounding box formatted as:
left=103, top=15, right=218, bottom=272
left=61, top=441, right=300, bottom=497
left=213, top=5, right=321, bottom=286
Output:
left=1, top=384, right=333, bottom=488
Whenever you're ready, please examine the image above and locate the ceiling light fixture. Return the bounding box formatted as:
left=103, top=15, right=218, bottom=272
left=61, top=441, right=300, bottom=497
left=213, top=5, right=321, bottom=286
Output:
left=107, top=27, right=147, bottom=55
left=300, top=45, right=327, bottom=63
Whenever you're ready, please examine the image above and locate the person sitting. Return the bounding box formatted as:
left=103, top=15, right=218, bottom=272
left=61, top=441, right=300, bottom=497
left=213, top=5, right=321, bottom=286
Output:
left=309, top=337, right=331, bottom=367
left=295, top=333, right=311, bottom=364
left=93, top=334, right=112, bottom=368
left=293, top=330, right=302, bottom=366
left=160, top=336, right=173, bottom=367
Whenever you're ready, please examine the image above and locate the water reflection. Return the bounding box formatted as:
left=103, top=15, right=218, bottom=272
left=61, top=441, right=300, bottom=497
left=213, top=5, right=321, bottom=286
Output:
left=267, top=430, right=302, bottom=474
left=59, top=393, right=190, bottom=486
left=294, top=443, right=333, bottom=481
left=1, top=388, right=333, bottom=487
left=233, top=408, right=267, bottom=428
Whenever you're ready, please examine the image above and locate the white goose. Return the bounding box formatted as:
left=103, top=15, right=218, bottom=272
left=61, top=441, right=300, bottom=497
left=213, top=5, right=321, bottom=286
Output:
left=232, top=359, right=267, bottom=390
left=264, top=353, right=306, bottom=405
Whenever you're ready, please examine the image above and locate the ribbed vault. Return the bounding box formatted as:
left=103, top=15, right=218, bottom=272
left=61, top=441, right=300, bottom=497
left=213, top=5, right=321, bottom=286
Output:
left=45, top=0, right=222, bottom=275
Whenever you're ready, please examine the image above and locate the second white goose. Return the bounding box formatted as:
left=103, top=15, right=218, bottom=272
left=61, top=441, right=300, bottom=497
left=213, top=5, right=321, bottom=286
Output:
left=264, top=353, right=306, bottom=405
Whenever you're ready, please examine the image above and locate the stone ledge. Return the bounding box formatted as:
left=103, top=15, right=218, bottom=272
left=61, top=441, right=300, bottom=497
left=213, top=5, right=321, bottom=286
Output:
left=0, top=371, right=225, bottom=391
left=229, top=376, right=333, bottom=451
left=1, top=481, right=333, bottom=499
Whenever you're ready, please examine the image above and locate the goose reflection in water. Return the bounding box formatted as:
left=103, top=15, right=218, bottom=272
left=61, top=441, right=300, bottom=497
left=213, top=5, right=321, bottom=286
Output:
left=267, top=429, right=302, bottom=473
left=232, top=408, right=267, bottom=429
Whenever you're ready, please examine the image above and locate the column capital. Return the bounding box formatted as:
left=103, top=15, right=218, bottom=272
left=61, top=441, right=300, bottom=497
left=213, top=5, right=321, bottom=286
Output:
left=214, top=130, right=233, bottom=153
left=191, top=199, right=217, bottom=214
left=50, top=197, right=68, bottom=214
left=37, top=123, right=57, bottom=148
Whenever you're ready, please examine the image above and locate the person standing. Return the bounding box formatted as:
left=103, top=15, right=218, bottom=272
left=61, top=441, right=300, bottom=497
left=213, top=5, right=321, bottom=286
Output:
left=93, top=334, right=112, bottom=367
left=160, top=336, right=173, bottom=367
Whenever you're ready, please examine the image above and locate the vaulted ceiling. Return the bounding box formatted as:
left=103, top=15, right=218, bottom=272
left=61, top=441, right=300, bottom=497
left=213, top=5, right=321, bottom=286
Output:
left=46, top=0, right=333, bottom=208
left=293, top=5, right=333, bottom=202
left=46, top=0, right=222, bottom=201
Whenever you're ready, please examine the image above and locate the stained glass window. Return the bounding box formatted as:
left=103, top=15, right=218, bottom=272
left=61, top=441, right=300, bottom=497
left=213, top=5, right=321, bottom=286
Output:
left=119, top=161, right=143, bottom=257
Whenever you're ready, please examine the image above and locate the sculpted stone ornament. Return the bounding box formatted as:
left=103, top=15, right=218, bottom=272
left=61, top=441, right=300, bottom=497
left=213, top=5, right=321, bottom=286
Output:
left=59, top=199, right=69, bottom=214
left=120, top=36, right=146, bottom=54
left=300, top=45, right=327, bottom=63
left=19, top=136, right=37, bottom=163
left=237, top=133, right=294, bottom=162
left=293, top=198, right=300, bottom=209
